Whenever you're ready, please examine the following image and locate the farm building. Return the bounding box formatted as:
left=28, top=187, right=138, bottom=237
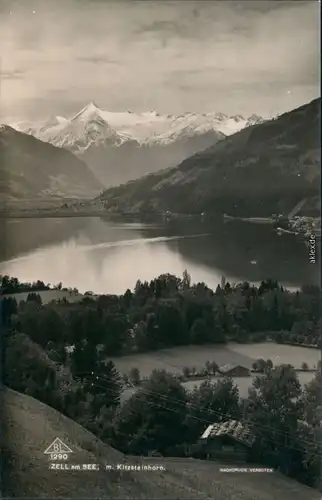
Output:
left=193, top=420, right=255, bottom=462
left=218, top=363, right=250, bottom=377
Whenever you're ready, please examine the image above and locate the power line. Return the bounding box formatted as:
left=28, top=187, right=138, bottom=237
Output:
left=73, top=371, right=321, bottom=454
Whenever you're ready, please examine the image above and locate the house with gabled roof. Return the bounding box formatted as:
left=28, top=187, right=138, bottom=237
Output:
left=193, top=419, right=255, bottom=462
left=218, top=363, right=250, bottom=377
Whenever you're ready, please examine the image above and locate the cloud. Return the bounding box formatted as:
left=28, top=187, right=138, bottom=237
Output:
left=0, top=0, right=319, bottom=121
left=1, top=70, right=26, bottom=80
left=75, top=56, right=121, bottom=65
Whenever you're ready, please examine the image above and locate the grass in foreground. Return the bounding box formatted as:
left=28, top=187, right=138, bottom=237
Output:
left=2, top=387, right=320, bottom=499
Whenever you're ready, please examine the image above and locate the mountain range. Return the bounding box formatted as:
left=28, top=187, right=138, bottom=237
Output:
left=0, top=125, right=103, bottom=202
left=97, top=98, right=320, bottom=217
left=15, top=103, right=264, bottom=188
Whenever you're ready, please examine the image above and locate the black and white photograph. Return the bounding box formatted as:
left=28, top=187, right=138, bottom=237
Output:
left=0, top=1, right=321, bottom=498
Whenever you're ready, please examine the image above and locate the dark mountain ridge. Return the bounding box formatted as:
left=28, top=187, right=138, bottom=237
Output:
left=80, top=128, right=225, bottom=187
left=0, top=125, right=103, bottom=202
left=98, top=98, right=320, bottom=217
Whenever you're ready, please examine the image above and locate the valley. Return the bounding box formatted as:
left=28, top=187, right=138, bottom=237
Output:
left=1, top=1, right=320, bottom=498
left=10, top=104, right=263, bottom=189
left=98, top=98, right=320, bottom=218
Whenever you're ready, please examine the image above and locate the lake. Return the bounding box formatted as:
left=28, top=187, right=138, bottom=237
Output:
left=0, top=215, right=319, bottom=294
left=1, top=216, right=319, bottom=404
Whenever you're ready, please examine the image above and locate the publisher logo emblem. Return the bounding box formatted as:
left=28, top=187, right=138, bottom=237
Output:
left=44, top=438, right=73, bottom=460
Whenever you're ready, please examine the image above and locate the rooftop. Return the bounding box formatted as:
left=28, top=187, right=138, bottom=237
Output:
left=218, top=363, right=249, bottom=374
left=201, top=420, right=255, bottom=447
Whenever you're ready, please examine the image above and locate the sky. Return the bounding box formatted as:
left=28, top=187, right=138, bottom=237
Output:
left=0, top=0, right=320, bottom=122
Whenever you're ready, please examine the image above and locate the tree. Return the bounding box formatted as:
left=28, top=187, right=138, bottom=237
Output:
left=14, top=300, right=42, bottom=344
left=252, top=358, right=267, bottom=373
left=190, top=317, right=209, bottom=344
left=247, top=364, right=303, bottom=474
left=1, top=297, right=17, bottom=327
left=185, top=377, right=240, bottom=443
left=131, top=321, right=148, bottom=351
left=129, top=367, right=141, bottom=386
left=70, top=340, right=98, bottom=379
left=301, top=369, right=322, bottom=425
left=181, top=269, right=191, bottom=290
left=112, top=370, right=188, bottom=455
left=26, top=292, right=42, bottom=305
left=72, top=355, right=122, bottom=421
left=134, top=279, right=151, bottom=305
left=37, top=307, right=66, bottom=345
left=205, top=360, right=218, bottom=375
left=101, top=312, right=129, bottom=355
left=295, top=422, right=321, bottom=488
left=155, top=300, right=185, bottom=346
left=122, top=288, right=133, bottom=308
left=4, top=332, right=59, bottom=406
left=210, top=361, right=219, bottom=374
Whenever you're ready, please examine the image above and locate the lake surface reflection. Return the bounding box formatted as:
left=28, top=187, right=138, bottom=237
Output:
left=0, top=216, right=318, bottom=294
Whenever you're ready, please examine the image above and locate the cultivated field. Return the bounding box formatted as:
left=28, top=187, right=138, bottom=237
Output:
left=228, top=342, right=320, bottom=370
left=112, top=342, right=319, bottom=405
left=111, top=342, right=319, bottom=377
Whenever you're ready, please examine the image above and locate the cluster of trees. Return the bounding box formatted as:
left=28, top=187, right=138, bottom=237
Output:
left=1, top=273, right=320, bottom=357
left=0, top=275, right=50, bottom=294
left=124, top=360, right=220, bottom=388
left=246, top=364, right=321, bottom=485
left=274, top=320, right=321, bottom=347
left=2, top=273, right=321, bottom=490
left=3, top=325, right=321, bottom=489
left=125, top=357, right=315, bottom=389
left=112, top=364, right=322, bottom=487
left=251, top=358, right=274, bottom=373
left=0, top=275, right=77, bottom=296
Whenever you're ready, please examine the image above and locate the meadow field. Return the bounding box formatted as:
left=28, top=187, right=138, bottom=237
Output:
left=111, top=342, right=319, bottom=378
left=111, top=342, right=319, bottom=404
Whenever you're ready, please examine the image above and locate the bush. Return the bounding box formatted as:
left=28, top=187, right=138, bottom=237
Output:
left=128, top=367, right=141, bottom=386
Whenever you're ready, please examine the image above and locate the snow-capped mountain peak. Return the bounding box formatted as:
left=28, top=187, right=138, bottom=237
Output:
left=24, top=103, right=132, bottom=152
left=233, top=114, right=245, bottom=122
left=70, top=102, right=102, bottom=122
left=247, top=113, right=264, bottom=125
left=13, top=104, right=265, bottom=152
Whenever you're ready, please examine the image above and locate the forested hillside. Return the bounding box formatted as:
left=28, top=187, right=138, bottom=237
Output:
left=1, top=273, right=321, bottom=493
left=99, top=98, right=320, bottom=217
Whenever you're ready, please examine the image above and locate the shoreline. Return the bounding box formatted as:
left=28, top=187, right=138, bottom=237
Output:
left=0, top=206, right=320, bottom=222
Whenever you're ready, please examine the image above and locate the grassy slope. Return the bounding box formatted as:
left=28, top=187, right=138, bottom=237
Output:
left=99, top=98, right=320, bottom=217
left=2, top=388, right=320, bottom=499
